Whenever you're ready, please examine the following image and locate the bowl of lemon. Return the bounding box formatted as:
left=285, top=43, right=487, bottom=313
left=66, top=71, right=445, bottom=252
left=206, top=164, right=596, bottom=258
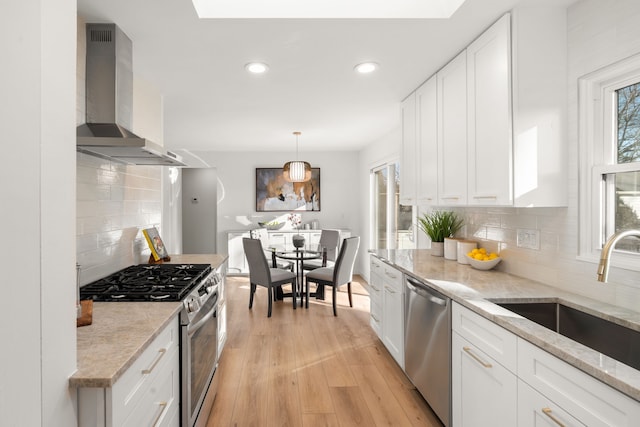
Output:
left=466, top=248, right=501, bottom=270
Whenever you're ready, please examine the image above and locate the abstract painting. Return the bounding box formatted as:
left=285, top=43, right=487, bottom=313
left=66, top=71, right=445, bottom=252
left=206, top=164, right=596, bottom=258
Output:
left=256, top=167, right=321, bottom=212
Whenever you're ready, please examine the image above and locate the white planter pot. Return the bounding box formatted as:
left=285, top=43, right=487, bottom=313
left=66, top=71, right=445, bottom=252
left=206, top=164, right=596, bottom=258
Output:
left=431, top=241, right=444, bottom=257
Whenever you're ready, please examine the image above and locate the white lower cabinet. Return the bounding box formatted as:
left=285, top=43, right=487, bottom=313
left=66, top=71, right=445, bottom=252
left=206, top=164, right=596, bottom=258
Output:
left=518, top=379, right=584, bottom=427
left=381, top=263, right=404, bottom=369
left=369, top=256, right=383, bottom=338
left=452, top=302, right=517, bottom=427
left=518, top=338, right=640, bottom=427
left=78, top=317, right=180, bottom=427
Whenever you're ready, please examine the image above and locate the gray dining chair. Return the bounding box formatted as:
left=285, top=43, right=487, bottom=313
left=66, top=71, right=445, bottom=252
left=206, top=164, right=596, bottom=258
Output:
left=305, top=236, right=360, bottom=315
left=302, top=229, right=341, bottom=271
left=243, top=237, right=298, bottom=317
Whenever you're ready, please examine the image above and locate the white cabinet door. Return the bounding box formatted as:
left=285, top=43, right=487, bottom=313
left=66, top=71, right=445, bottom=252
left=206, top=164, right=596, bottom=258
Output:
left=518, top=379, right=584, bottom=427
left=437, top=51, right=468, bottom=206
left=381, top=265, right=404, bottom=368
left=467, top=13, right=512, bottom=206
left=452, top=332, right=517, bottom=427
left=227, top=231, right=250, bottom=274
left=400, top=92, right=417, bottom=205
left=416, top=75, right=438, bottom=205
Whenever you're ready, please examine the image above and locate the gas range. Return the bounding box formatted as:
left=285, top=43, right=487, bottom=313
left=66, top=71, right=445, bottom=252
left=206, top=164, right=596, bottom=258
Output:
left=79, top=263, right=214, bottom=302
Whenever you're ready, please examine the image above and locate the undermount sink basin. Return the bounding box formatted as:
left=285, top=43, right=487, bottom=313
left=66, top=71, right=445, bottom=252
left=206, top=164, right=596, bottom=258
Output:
left=495, top=301, right=640, bottom=371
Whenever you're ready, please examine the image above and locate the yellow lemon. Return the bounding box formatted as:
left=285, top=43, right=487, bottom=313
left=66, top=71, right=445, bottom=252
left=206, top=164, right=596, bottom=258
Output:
left=478, top=248, right=487, bottom=254
left=474, top=253, right=484, bottom=260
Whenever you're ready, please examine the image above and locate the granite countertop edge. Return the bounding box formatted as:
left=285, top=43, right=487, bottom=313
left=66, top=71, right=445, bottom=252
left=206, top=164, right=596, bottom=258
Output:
left=371, top=249, right=640, bottom=402
left=69, top=254, right=228, bottom=389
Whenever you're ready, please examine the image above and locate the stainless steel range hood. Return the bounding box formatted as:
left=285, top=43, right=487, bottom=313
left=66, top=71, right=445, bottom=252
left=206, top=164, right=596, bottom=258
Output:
left=77, top=24, right=185, bottom=166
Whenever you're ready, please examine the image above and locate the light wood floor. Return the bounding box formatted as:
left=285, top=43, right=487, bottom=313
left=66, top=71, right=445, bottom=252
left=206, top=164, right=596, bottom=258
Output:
left=206, top=275, right=443, bottom=427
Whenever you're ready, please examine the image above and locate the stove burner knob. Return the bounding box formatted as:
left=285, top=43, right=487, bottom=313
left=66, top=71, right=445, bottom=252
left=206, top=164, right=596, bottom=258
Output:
left=186, top=298, right=200, bottom=313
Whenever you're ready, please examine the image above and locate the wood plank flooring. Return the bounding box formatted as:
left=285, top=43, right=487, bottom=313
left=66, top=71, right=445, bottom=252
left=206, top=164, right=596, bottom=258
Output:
left=206, top=276, right=444, bottom=427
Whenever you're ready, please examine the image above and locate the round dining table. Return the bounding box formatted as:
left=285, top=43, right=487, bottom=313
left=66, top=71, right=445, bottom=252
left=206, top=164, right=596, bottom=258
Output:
left=271, top=248, right=323, bottom=308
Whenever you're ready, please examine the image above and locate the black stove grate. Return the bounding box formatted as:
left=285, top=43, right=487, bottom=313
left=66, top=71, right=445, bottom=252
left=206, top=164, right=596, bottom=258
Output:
left=80, top=263, right=212, bottom=302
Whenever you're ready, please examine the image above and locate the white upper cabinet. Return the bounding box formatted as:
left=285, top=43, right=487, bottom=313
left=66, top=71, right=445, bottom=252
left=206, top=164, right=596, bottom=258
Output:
left=437, top=51, right=468, bottom=206
left=417, top=75, right=438, bottom=205
left=399, top=7, right=567, bottom=207
left=400, top=92, right=417, bottom=205
left=467, top=14, right=512, bottom=206
left=510, top=6, right=567, bottom=207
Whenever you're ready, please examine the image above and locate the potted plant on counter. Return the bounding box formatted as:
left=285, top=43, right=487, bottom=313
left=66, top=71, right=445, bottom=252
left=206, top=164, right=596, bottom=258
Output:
left=418, top=210, right=463, bottom=256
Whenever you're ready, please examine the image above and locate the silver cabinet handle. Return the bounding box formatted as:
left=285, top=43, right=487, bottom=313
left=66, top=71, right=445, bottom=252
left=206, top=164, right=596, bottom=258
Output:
left=151, top=401, right=169, bottom=427
left=463, top=346, right=492, bottom=368
left=385, top=272, right=398, bottom=279
left=384, top=286, right=397, bottom=294
left=369, top=284, right=380, bottom=291
left=371, top=313, right=380, bottom=322
left=142, top=348, right=167, bottom=374
left=542, top=408, right=566, bottom=427
left=472, top=195, right=498, bottom=199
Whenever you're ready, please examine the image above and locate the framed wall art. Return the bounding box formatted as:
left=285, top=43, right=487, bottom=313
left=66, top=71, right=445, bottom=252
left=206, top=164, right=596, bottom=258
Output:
left=256, top=167, right=321, bottom=212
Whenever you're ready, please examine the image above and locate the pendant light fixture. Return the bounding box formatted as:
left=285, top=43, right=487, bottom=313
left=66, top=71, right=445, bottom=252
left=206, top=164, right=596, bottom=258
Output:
left=283, top=131, right=311, bottom=182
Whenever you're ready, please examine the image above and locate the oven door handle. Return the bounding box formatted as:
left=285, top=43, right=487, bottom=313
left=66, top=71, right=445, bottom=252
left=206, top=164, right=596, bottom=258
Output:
left=187, top=306, right=216, bottom=337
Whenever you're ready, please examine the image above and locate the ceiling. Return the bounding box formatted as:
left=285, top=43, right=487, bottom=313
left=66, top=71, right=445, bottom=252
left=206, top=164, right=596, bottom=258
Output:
left=76, top=0, right=573, bottom=154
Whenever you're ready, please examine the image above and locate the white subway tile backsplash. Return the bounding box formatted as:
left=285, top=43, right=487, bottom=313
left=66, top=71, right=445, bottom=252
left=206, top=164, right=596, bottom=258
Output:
left=76, top=153, right=163, bottom=281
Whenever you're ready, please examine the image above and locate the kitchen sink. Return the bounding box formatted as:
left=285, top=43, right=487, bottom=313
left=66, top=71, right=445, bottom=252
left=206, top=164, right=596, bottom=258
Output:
left=496, top=301, right=640, bottom=371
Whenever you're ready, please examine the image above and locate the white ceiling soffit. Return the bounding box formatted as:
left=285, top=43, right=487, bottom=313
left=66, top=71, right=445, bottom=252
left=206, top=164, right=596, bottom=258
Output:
left=191, top=0, right=468, bottom=19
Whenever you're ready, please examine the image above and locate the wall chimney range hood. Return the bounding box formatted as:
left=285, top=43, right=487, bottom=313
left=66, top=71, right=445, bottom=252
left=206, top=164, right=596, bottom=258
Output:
left=77, top=24, right=185, bottom=166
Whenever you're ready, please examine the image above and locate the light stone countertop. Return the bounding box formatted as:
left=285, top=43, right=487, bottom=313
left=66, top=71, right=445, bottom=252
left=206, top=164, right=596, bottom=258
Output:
left=372, top=249, right=640, bottom=402
left=69, top=254, right=228, bottom=388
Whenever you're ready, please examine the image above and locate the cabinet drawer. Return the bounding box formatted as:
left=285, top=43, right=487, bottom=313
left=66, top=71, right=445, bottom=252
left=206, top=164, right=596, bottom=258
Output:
left=122, top=347, right=180, bottom=427
left=109, top=317, right=179, bottom=426
left=382, top=265, right=402, bottom=292
left=518, top=379, right=584, bottom=427
left=452, top=302, right=517, bottom=372
left=518, top=338, right=640, bottom=427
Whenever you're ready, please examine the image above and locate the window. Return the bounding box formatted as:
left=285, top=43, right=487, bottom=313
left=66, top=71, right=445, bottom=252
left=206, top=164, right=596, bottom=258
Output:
left=579, top=53, right=640, bottom=269
left=370, top=162, right=414, bottom=250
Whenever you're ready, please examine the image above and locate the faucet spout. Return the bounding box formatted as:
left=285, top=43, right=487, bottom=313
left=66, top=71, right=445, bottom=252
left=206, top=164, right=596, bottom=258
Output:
left=597, top=229, right=640, bottom=282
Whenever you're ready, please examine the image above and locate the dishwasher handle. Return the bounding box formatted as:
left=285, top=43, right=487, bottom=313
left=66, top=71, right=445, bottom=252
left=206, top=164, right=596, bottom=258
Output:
left=406, top=277, right=448, bottom=306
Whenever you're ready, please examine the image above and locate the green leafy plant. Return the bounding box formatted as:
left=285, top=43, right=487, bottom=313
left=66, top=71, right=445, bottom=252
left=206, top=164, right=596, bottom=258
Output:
left=417, top=211, right=463, bottom=242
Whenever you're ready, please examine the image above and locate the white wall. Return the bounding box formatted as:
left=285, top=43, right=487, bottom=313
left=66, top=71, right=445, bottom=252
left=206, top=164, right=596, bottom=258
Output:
left=0, top=1, right=77, bottom=426
left=186, top=150, right=363, bottom=270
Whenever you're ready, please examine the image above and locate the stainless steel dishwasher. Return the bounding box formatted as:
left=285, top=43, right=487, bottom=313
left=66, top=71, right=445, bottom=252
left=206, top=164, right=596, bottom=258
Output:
left=404, top=275, right=451, bottom=427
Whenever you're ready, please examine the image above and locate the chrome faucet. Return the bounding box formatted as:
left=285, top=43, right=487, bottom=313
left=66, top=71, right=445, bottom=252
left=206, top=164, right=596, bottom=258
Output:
left=597, top=229, right=640, bottom=282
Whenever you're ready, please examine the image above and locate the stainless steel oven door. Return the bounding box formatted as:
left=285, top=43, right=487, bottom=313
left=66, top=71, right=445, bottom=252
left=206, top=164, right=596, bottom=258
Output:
left=182, top=291, right=219, bottom=427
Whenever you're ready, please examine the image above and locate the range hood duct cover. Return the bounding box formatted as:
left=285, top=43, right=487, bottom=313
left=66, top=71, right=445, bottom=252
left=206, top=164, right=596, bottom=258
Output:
left=77, top=24, right=185, bottom=166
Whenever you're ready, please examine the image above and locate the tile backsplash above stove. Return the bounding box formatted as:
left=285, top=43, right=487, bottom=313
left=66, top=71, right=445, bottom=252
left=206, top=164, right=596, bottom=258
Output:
left=76, top=152, right=162, bottom=285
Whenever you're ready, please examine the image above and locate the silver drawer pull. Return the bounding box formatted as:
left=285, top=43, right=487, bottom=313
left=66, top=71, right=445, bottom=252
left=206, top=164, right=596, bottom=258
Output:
left=472, top=195, right=498, bottom=199
left=369, top=284, right=380, bottom=291
left=542, top=408, right=566, bottom=427
left=142, top=348, right=167, bottom=375
left=384, top=286, right=396, bottom=294
left=385, top=272, right=398, bottom=279
left=463, top=346, right=492, bottom=368
left=152, top=401, right=169, bottom=427
left=371, top=314, right=380, bottom=322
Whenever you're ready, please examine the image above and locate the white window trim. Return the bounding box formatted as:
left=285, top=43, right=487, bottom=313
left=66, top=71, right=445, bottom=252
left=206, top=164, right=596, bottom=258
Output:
left=578, top=52, right=640, bottom=272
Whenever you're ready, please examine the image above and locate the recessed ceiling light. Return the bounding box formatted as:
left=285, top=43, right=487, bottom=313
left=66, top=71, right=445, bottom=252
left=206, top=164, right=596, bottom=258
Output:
left=245, top=62, right=269, bottom=74
left=354, top=62, right=379, bottom=74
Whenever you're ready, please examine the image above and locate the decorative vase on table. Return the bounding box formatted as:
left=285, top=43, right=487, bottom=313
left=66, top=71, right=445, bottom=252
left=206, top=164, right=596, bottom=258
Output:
left=292, top=234, right=305, bottom=249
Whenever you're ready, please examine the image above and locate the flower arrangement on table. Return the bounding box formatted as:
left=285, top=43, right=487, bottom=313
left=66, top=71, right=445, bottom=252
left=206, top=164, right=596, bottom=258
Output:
left=288, top=213, right=302, bottom=230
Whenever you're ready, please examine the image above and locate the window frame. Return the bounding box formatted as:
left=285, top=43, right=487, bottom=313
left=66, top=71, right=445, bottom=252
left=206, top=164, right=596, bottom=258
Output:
left=579, top=52, right=640, bottom=271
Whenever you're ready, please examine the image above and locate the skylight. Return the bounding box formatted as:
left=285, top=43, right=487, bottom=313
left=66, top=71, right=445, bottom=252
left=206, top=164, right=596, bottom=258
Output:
left=191, top=0, right=467, bottom=19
